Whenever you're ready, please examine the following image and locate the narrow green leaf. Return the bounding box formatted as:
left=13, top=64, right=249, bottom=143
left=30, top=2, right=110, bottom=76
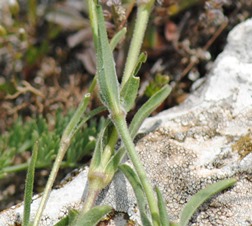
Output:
left=54, top=209, right=79, bottom=226
left=129, top=85, right=172, bottom=138
left=96, top=5, right=121, bottom=114
left=120, top=52, right=147, bottom=112
left=120, top=76, right=140, bottom=112
left=110, top=27, right=127, bottom=51
left=71, top=106, right=106, bottom=138
left=103, top=146, right=125, bottom=181
left=72, top=205, right=112, bottom=226
left=155, top=186, right=170, bottom=226
left=119, top=164, right=152, bottom=226
left=23, top=141, right=38, bottom=226
left=132, top=52, right=147, bottom=77
left=88, top=125, right=106, bottom=170
left=63, top=93, right=91, bottom=139
left=179, top=178, right=237, bottom=226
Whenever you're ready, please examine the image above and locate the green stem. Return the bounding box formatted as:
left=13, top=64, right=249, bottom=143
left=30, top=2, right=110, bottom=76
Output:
left=87, top=0, right=99, bottom=49
left=33, top=139, right=70, bottom=226
left=81, top=185, right=100, bottom=214
left=81, top=126, right=118, bottom=214
left=112, top=113, right=159, bottom=226
left=121, top=0, right=155, bottom=87
left=33, top=95, right=90, bottom=225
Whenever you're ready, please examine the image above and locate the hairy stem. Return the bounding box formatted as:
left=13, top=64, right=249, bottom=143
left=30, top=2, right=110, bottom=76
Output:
left=81, top=187, right=100, bottom=214
left=112, top=112, right=159, bottom=226
left=87, top=0, right=99, bottom=49
left=121, top=0, right=155, bottom=87
left=33, top=139, right=70, bottom=226
left=33, top=94, right=90, bottom=225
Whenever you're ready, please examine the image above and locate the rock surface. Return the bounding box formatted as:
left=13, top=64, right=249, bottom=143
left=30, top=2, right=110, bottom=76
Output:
left=1, top=18, right=252, bottom=226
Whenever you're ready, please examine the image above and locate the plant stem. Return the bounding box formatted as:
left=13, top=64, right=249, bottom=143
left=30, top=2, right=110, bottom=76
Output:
left=79, top=181, right=101, bottom=215
left=33, top=94, right=90, bottom=225
left=121, top=0, right=155, bottom=87
left=33, top=139, right=70, bottom=226
left=80, top=126, right=118, bottom=214
left=81, top=185, right=100, bottom=214
left=112, top=112, right=159, bottom=226
left=87, top=0, right=99, bottom=49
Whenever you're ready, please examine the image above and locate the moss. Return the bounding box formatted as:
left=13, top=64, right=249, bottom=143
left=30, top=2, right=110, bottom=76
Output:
left=232, top=133, right=252, bottom=159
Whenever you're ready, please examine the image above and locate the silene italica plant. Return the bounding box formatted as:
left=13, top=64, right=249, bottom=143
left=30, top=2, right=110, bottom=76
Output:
left=19, top=1, right=236, bottom=226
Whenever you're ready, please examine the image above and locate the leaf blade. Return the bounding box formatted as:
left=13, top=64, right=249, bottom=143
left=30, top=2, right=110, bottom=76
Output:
left=110, top=27, right=127, bottom=51
left=129, top=85, right=172, bottom=138
left=62, top=93, right=91, bottom=140
left=22, top=141, right=38, bottom=226
left=88, top=124, right=107, bottom=170
left=72, top=205, right=112, bottom=226
left=54, top=209, right=79, bottom=226
left=96, top=5, right=121, bottom=114
left=155, top=186, right=170, bottom=226
left=179, top=178, right=236, bottom=226
left=120, top=76, right=140, bottom=112
left=132, top=52, right=147, bottom=77
left=119, top=164, right=152, bottom=226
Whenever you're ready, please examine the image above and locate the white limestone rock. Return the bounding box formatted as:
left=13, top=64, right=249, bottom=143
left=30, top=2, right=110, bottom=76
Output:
left=1, top=18, right=252, bottom=226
